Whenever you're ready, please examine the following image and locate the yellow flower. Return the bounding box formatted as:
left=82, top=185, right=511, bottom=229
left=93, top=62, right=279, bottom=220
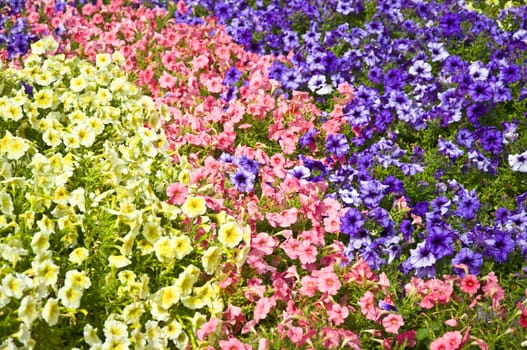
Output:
left=142, top=220, right=162, bottom=244
left=2, top=274, right=27, bottom=299
left=181, top=196, right=207, bottom=218
left=30, top=231, right=50, bottom=254
left=70, top=76, right=87, bottom=92
left=122, top=302, right=144, bottom=325
left=0, top=191, right=14, bottom=215
left=202, top=246, right=222, bottom=275
left=65, top=269, right=91, bottom=290
left=157, top=285, right=180, bottom=309
left=83, top=324, right=102, bottom=346
left=176, top=265, right=200, bottom=297
left=103, top=319, right=128, bottom=340
left=108, top=255, right=132, bottom=269
left=217, top=221, right=244, bottom=248
left=63, top=132, right=80, bottom=149
left=69, top=247, right=89, bottom=265
left=2, top=103, right=23, bottom=121
left=34, top=89, right=54, bottom=109
left=178, top=169, right=191, bottom=185
left=1, top=132, right=30, bottom=160
left=72, top=124, right=96, bottom=147
left=18, top=295, right=39, bottom=327
left=154, top=237, right=176, bottom=262
left=164, top=320, right=184, bottom=341
left=42, top=298, right=60, bottom=326
left=58, top=285, right=82, bottom=309
left=96, top=53, right=112, bottom=68
left=42, top=128, right=62, bottom=147
left=173, top=235, right=193, bottom=260
left=53, top=186, right=69, bottom=205
left=35, top=259, right=59, bottom=286
left=30, top=40, right=46, bottom=55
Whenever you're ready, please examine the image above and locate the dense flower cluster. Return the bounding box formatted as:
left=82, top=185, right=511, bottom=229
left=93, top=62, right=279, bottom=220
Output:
left=166, top=0, right=527, bottom=278
left=1, top=0, right=527, bottom=348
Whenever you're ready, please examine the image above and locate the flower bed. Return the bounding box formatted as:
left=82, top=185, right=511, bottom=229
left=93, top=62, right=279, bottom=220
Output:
left=0, top=0, right=527, bottom=348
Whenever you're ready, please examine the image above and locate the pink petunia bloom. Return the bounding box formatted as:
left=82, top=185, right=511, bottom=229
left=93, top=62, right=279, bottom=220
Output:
left=251, top=232, right=278, bottom=255
left=165, top=182, right=189, bottom=205
left=298, top=242, right=317, bottom=266
left=358, top=291, right=380, bottom=321
left=299, top=275, right=318, bottom=297
left=159, top=71, right=177, bottom=89
left=430, top=331, right=462, bottom=350
left=266, top=208, right=298, bottom=228
left=482, top=272, right=505, bottom=310
left=253, top=296, right=276, bottom=323
left=316, top=270, right=342, bottom=296
left=460, top=274, right=480, bottom=295
left=219, top=337, right=251, bottom=350
left=327, top=303, right=349, bottom=326
left=197, top=317, right=219, bottom=341
left=382, top=314, right=404, bottom=334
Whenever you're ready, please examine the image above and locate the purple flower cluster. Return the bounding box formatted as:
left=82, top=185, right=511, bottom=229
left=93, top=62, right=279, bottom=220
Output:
left=219, top=152, right=259, bottom=193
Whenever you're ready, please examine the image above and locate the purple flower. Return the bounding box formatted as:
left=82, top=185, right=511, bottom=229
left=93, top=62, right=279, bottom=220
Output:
left=454, top=189, right=481, bottom=220
left=326, top=133, right=349, bottom=158
left=407, top=241, right=437, bottom=269
left=479, top=127, right=503, bottom=156
left=509, top=151, right=527, bottom=173
left=468, top=80, right=493, bottom=102
left=484, top=229, right=515, bottom=263
left=288, top=165, right=310, bottom=179
left=438, top=139, right=464, bottom=161
left=299, top=127, right=318, bottom=148
left=426, top=226, right=454, bottom=259
left=229, top=167, right=256, bottom=192
left=281, top=68, right=304, bottom=90
left=456, top=128, right=475, bottom=149
left=359, top=180, right=387, bottom=208
left=452, top=248, right=483, bottom=276
left=340, top=208, right=365, bottom=236
left=223, top=66, right=242, bottom=85
left=440, top=12, right=462, bottom=37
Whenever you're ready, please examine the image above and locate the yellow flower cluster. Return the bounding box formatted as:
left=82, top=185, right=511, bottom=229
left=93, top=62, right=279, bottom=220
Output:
left=0, top=37, right=249, bottom=349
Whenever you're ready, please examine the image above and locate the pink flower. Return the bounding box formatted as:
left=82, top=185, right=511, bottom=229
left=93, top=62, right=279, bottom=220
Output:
left=253, top=296, right=276, bottom=323
left=327, top=303, right=349, bottom=326
left=299, top=275, right=318, bottom=297
left=382, top=314, right=404, bottom=334
left=159, top=71, right=177, bottom=89
left=252, top=232, right=277, bottom=255
left=482, top=272, right=505, bottom=310
left=197, top=317, right=219, bottom=341
left=176, top=0, right=188, bottom=14
left=460, top=274, right=480, bottom=295
left=165, top=182, right=189, bottom=205
left=266, top=208, right=298, bottom=228
left=316, top=270, right=341, bottom=296
left=430, top=331, right=462, bottom=350
left=358, top=291, right=381, bottom=321
left=219, top=337, right=250, bottom=350
left=444, top=318, right=457, bottom=327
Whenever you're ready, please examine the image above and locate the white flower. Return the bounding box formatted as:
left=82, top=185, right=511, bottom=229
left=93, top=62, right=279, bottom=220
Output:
left=509, top=151, right=527, bottom=172
left=58, top=285, right=83, bottom=309
left=42, top=298, right=60, bottom=326
left=65, top=270, right=92, bottom=290
left=18, top=295, right=39, bottom=326
left=108, top=255, right=132, bottom=269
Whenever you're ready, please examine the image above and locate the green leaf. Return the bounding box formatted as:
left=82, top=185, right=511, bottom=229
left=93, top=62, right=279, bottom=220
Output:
left=416, top=328, right=429, bottom=341
left=429, top=320, right=441, bottom=331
